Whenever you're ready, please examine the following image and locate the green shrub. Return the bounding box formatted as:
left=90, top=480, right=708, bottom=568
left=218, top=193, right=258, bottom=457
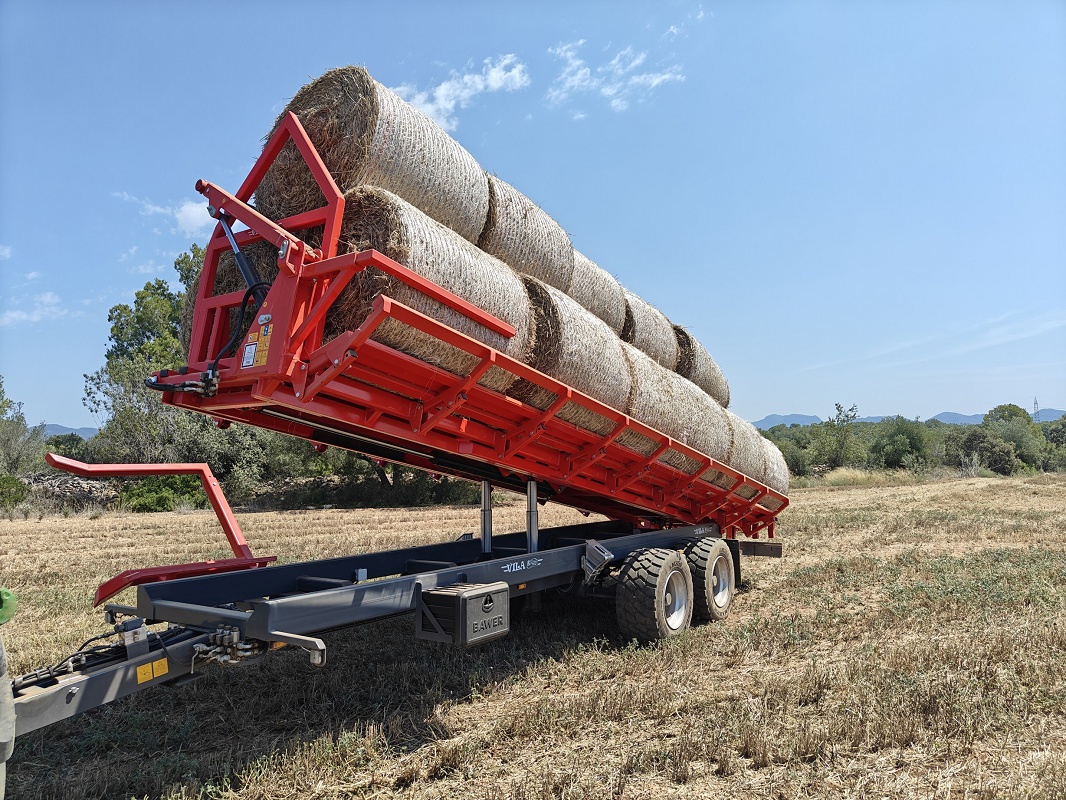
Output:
left=0, top=474, right=27, bottom=510
left=120, top=475, right=208, bottom=513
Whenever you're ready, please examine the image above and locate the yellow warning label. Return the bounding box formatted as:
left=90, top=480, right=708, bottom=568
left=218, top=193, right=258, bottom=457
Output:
left=152, top=658, right=169, bottom=678
left=136, top=663, right=153, bottom=684
left=253, top=323, right=272, bottom=367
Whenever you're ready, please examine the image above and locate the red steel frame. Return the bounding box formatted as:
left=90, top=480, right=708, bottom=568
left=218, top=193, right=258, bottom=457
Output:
left=45, top=454, right=276, bottom=605
left=156, top=111, right=788, bottom=548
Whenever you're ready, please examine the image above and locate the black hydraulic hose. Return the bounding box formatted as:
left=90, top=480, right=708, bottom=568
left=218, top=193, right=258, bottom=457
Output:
left=143, top=279, right=270, bottom=396
left=207, top=281, right=273, bottom=373
left=216, top=214, right=269, bottom=308
left=12, top=627, right=193, bottom=693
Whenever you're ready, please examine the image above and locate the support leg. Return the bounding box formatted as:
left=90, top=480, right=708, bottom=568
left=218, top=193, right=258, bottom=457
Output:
left=480, top=481, right=493, bottom=556
left=526, top=479, right=541, bottom=612
left=526, top=479, right=538, bottom=554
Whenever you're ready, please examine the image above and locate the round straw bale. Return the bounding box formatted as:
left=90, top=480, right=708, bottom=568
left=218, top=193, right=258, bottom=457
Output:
left=761, top=436, right=790, bottom=495
left=255, top=66, right=488, bottom=243
left=621, top=290, right=680, bottom=370
left=566, top=250, right=626, bottom=335
left=478, top=174, right=575, bottom=292
left=326, top=186, right=534, bottom=393
left=509, top=277, right=630, bottom=436
left=673, top=325, right=730, bottom=408
left=726, top=412, right=767, bottom=484
left=179, top=268, right=200, bottom=357
left=618, top=343, right=732, bottom=473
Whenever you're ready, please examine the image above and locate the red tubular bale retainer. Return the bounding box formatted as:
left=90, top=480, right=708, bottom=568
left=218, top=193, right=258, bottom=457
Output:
left=46, top=454, right=276, bottom=605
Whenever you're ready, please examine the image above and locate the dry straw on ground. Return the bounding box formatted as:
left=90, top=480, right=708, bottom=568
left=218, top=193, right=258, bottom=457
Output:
left=564, top=250, right=627, bottom=335
left=255, top=66, right=488, bottom=244
left=10, top=476, right=1065, bottom=799
left=508, top=277, right=630, bottom=436
left=621, top=290, right=680, bottom=370
left=674, top=325, right=730, bottom=409
left=478, top=174, right=575, bottom=293
left=327, top=187, right=535, bottom=392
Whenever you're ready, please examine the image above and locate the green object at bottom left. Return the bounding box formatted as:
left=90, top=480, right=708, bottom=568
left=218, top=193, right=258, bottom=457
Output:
left=0, top=589, right=15, bottom=626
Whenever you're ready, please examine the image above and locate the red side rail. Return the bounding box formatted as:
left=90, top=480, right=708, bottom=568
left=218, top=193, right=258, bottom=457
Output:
left=46, top=454, right=276, bottom=605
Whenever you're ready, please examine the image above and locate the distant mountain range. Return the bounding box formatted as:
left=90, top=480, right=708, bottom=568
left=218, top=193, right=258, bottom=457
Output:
left=753, top=409, right=1064, bottom=430
left=44, top=424, right=98, bottom=440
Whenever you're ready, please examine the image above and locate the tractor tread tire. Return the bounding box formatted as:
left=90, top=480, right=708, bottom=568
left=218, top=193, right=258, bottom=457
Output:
left=615, top=547, right=693, bottom=642
left=685, top=537, right=735, bottom=622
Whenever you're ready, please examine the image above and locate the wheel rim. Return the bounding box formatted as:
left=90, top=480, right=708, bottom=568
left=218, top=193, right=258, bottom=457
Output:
left=710, top=553, right=731, bottom=609
left=663, top=568, right=690, bottom=630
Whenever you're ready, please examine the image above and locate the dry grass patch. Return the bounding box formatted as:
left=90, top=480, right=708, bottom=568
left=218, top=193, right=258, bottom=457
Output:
left=3, top=474, right=1066, bottom=799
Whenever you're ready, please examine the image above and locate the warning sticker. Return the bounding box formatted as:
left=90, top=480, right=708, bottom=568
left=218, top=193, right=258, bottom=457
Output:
left=241, top=341, right=257, bottom=368
left=135, top=657, right=169, bottom=684
left=253, top=323, right=272, bottom=367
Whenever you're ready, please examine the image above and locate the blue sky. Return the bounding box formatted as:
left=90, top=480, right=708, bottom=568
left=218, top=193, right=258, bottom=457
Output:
left=1, top=1, right=1063, bottom=431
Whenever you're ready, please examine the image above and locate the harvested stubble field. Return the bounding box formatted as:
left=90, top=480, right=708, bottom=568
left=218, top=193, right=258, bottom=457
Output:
left=3, top=474, right=1066, bottom=800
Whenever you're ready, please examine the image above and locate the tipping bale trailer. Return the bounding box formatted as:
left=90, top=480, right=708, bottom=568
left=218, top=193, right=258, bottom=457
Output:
left=1, top=113, right=787, bottom=791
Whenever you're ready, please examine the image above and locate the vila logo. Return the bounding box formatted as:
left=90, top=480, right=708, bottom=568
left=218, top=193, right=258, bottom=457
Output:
left=501, top=557, right=544, bottom=574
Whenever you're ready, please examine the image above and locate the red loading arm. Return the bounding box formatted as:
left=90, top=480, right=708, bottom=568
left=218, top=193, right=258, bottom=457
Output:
left=45, top=454, right=275, bottom=605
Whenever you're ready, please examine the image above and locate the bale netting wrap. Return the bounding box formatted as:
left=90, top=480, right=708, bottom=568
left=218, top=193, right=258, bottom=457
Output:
left=255, top=66, right=489, bottom=243
left=509, top=277, right=630, bottom=436
left=618, top=343, right=731, bottom=474
left=673, top=325, right=730, bottom=409
left=327, top=187, right=534, bottom=393
left=478, top=174, right=575, bottom=292
left=621, top=290, right=680, bottom=370
left=566, top=250, right=626, bottom=335
left=726, top=413, right=768, bottom=499
left=760, top=436, right=789, bottom=504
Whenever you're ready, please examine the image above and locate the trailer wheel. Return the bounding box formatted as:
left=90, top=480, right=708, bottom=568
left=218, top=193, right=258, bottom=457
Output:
left=615, top=547, right=693, bottom=642
left=685, top=538, right=735, bottom=622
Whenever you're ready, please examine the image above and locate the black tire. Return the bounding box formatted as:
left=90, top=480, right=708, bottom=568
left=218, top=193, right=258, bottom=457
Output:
left=615, top=547, right=694, bottom=642
left=1, top=632, right=14, bottom=786
left=685, top=538, right=735, bottom=622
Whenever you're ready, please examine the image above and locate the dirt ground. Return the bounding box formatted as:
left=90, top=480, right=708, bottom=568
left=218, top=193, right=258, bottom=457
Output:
left=2, top=473, right=1065, bottom=799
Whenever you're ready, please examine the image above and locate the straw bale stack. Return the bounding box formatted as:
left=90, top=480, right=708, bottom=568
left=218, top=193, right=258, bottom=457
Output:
left=566, top=250, right=626, bottom=335
left=509, top=277, right=630, bottom=436
left=478, top=174, right=575, bottom=292
left=620, top=290, right=680, bottom=370
left=325, top=187, right=534, bottom=392
left=255, top=66, right=488, bottom=244
left=674, top=325, right=730, bottom=408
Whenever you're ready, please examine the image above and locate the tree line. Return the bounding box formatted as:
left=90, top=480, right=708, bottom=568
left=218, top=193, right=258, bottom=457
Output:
left=763, top=402, right=1066, bottom=478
